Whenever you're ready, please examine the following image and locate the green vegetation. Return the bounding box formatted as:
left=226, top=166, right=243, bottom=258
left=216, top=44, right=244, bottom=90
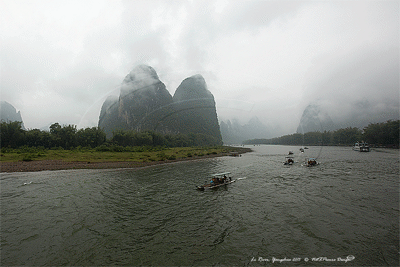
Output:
left=243, top=120, right=399, bottom=147
left=0, top=146, right=241, bottom=163
left=0, top=121, right=248, bottom=163
left=1, top=121, right=222, bottom=149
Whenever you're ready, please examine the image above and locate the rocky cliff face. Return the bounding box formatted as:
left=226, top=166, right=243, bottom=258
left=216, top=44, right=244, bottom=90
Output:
left=0, top=101, right=25, bottom=129
left=99, top=65, right=175, bottom=137
left=99, top=65, right=222, bottom=145
left=172, top=75, right=222, bottom=143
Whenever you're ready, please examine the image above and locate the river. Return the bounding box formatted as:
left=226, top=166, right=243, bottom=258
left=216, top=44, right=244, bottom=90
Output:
left=1, top=145, right=399, bottom=266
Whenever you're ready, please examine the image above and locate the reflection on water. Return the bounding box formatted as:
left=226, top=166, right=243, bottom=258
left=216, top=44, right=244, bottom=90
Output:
left=1, top=146, right=399, bottom=266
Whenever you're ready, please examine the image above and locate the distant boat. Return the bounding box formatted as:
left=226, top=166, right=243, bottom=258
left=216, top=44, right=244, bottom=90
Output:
left=305, top=157, right=319, bottom=167
left=288, top=151, right=294, bottom=155
left=284, top=156, right=294, bottom=165
left=299, top=148, right=304, bottom=152
left=353, top=142, right=370, bottom=152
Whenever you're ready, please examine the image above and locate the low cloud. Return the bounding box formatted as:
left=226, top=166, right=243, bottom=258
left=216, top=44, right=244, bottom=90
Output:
left=1, top=0, right=398, bottom=134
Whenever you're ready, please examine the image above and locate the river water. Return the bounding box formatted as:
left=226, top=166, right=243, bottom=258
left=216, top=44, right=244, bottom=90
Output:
left=1, top=145, right=399, bottom=266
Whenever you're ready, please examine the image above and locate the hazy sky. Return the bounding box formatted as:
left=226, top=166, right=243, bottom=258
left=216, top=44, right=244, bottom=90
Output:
left=1, top=0, right=399, bottom=135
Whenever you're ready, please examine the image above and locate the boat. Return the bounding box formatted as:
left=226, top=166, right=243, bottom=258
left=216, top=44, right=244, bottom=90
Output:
left=299, top=148, right=304, bottom=152
left=288, top=151, right=294, bottom=155
left=284, top=156, right=295, bottom=165
left=353, top=142, right=370, bottom=152
left=197, top=172, right=236, bottom=190
left=305, top=157, right=319, bottom=167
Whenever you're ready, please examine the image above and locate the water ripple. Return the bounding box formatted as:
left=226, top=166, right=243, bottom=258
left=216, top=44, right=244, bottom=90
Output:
left=1, top=146, right=398, bottom=266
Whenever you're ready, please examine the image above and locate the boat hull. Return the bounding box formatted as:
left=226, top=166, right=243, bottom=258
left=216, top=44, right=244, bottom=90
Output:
left=353, top=142, right=370, bottom=152
left=197, top=180, right=236, bottom=190
left=353, top=146, right=370, bottom=152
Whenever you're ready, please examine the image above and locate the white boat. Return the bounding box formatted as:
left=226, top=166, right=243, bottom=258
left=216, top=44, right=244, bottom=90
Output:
left=353, top=142, right=370, bottom=152
left=197, top=172, right=235, bottom=190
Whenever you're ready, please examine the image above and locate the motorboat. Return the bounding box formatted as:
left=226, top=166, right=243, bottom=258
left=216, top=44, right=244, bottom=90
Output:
left=353, top=142, right=370, bottom=152
left=284, top=156, right=295, bottom=165
left=197, top=172, right=235, bottom=190
left=305, top=157, right=319, bottom=167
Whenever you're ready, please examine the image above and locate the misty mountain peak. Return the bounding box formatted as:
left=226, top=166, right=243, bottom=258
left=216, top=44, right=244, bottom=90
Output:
left=297, top=103, right=335, bottom=133
left=0, top=101, right=25, bottom=129
left=173, top=74, right=213, bottom=102
left=99, top=66, right=222, bottom=144
left=125, top=64, right=159, bottom=81
left=120, top=64, right=161, bottom=96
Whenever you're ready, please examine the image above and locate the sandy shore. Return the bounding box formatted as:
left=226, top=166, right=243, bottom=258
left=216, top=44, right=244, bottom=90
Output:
left=0, top=150, right=249, bottom=173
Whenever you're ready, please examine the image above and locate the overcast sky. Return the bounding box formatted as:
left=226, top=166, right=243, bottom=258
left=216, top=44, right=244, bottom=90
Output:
left=1, top=0, right=399, bottom=135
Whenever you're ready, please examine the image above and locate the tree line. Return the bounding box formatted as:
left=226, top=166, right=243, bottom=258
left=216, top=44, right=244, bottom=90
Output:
left=0, top=121, right=222, bottom=150
left=243, top=120, right=399, bottom=147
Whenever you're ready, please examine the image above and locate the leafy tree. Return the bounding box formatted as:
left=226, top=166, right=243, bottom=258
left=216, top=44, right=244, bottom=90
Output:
left=331, top=127, right=361, bottom=145
left=363, top=120, right=399, bottom=147
left=77, top=127, right=106, bottom=148
left=25, top=129, right=51, bottom=148
left=0, top=121, right=25, bottom=148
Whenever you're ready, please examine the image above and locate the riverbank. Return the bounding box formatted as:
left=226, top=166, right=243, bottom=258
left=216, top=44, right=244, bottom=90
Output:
left=0, top=146, right=251, bottom=173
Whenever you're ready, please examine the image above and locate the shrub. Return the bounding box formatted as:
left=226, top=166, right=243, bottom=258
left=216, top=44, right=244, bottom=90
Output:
left=96, top=145, right=111, bottom=152
left=156, top=151, right=167, bottom=161
left=22, top=154, right=34, bottom=161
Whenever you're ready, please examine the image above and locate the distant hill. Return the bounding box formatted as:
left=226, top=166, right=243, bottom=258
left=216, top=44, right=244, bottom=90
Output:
left=220, top=117, right=273, bottom=144
left=297, top=101, right=399, bottom=133
left=0, top=101, right=25, bottom=129
left=296, top=104, right=335, bottom=133
left=98, top=65, right=222, bottom=145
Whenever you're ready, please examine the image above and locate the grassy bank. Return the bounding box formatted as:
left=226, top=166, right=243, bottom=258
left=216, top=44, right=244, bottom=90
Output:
left=0, top=146, right=250, bottom=163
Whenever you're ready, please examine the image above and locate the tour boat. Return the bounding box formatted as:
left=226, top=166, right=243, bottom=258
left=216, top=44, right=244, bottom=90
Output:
left=197, top=172, right=236, bottom=190
left=353, top=142, right=370, bottom=152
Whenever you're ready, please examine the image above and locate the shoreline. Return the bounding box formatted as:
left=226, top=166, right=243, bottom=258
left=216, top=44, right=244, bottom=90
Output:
left=0, top=149, right=251, bottom=173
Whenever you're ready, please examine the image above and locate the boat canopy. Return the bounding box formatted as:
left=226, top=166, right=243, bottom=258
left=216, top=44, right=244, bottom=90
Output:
left=212, top=172, right=231, bottom=177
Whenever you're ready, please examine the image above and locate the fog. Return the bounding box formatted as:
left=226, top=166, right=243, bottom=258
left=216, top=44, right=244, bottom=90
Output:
left=1, top=0, right=398, bottom=136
